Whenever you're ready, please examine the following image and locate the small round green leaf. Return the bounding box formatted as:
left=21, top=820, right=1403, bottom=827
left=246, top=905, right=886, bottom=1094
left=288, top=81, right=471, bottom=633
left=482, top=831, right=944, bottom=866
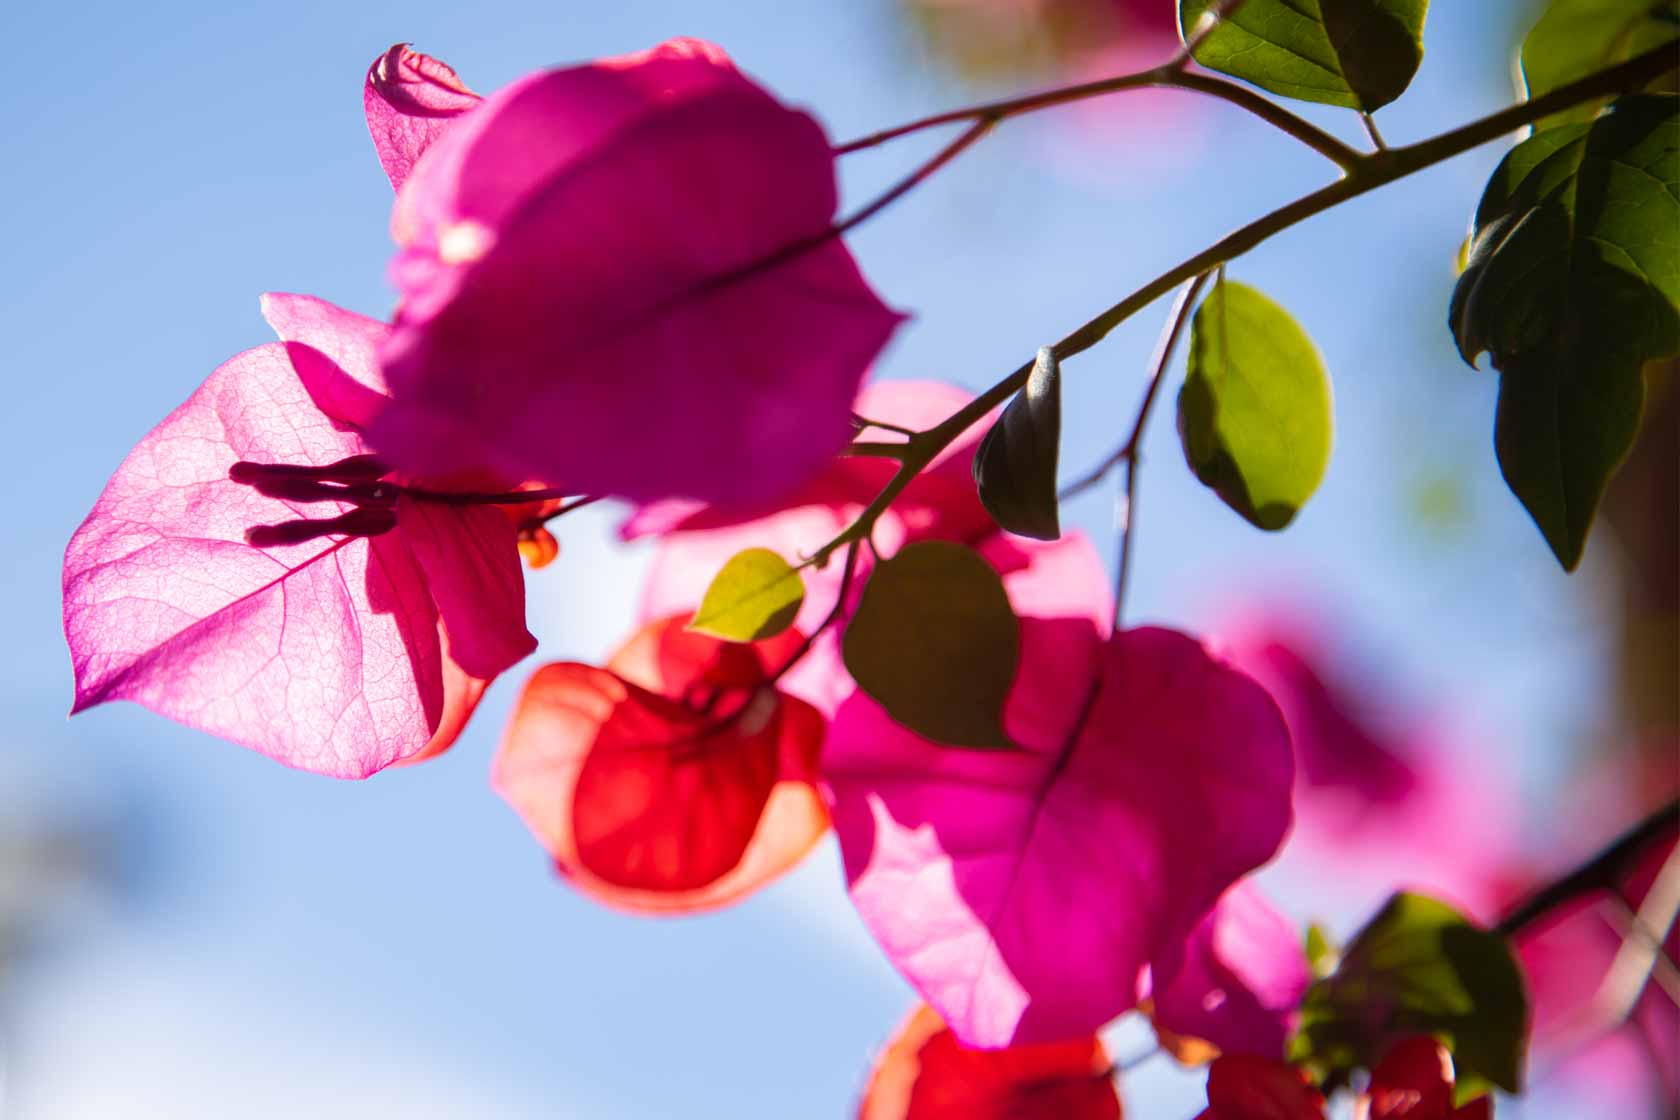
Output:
left=1178, top=278, right=1334, bottom=531
left=841, top=541, right=1019, bottom=750
left=1521, top=0, right=1678, bottom=129
left=974, top=346, right=1063, bottom=541
left=1451, top=95, right=1680, bottom=570
left=1179, top=0, right=1430, bottom=112
left=1288, top=891, right=1530, bottom=1099
left=688, top=548, right=805, bottom=642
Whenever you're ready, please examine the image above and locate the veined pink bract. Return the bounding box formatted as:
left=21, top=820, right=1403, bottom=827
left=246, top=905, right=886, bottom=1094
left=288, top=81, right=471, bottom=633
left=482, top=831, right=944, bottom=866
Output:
left=369, top=38, right=905, bottom=508
left=62, top=294, right=535, bottom=777
left=827, top=624, right=1295, bottom=1048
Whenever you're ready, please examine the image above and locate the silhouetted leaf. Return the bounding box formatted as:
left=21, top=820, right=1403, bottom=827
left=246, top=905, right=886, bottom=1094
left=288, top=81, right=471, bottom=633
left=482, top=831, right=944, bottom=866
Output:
left=1179, top=0, right=1429, bottom=111
left=974, top=346, right=1063, bottom=541
left=1179, top=278, right=1333, bottom=530
left=842, top=541, right=1019, bottom=750
left=1450, top=95, right=1680, bottom=569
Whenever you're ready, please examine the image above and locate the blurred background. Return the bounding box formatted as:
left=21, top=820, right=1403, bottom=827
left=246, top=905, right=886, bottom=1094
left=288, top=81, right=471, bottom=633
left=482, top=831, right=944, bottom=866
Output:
left=1, top=0, right=1673, bottom=1116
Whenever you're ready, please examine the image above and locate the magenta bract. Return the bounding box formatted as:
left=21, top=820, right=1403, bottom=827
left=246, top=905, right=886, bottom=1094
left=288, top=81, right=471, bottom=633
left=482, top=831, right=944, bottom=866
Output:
left=63, top=295, right=534, bottom=777
left=1150, top=882, right=1312, bottom=1060
left=826, top=625, right=1295, bottom=1048
left=365, top=44, right=482, bottom=192
left=370, top=38, right=905, bottom=507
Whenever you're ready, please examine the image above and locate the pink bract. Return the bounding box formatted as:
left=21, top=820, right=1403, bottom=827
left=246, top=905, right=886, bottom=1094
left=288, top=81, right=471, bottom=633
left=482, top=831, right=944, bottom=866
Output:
left=62, top=294, right=534, bottom=777
left=1221, top=612, right=1515, bottom=918
left=364, top=44, right=482, bottom=193
left=1150, top=882, right=1312, bottom=1061
left=632, top=379, right=1112, bottom=716
left=826, top=625, right=1294, bottom=1048
left=370, top=38, right=904, bottom=507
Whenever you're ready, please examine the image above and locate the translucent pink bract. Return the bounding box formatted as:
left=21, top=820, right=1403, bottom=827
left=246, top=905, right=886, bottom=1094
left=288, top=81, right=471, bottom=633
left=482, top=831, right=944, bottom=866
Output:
left=62, top=295, right=534, bottom=777
left=1150, top=883, right=1311, bottom=1060
left=371, top=38, right=904, bottom=507
left=826, top=625, right=1295, bottom=1047
left=364, top=44, right=482, bottom=192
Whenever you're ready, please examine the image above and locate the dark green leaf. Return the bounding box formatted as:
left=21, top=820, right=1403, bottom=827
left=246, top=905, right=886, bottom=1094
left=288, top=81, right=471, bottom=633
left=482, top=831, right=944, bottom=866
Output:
left=1288, top=892, right=1530, bottom=1097
left=688, top=547, right=805, bottom=641
left=1178, top=278, right=1334, bottom=530
left=841, top=541, right=1019, bottom=750
left=974, top=346, right=1063, bottom=541
left=1521, top=0, right=1678, bottom=129
left=1450, top=95, right=1680, bottom=569
left=1178, top=0, right=1429, bottom=111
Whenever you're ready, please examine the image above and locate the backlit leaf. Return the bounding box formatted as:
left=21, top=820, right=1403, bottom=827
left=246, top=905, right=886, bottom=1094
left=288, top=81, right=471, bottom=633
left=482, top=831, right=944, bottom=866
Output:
left=1179, top=278, right=1334, bottom=531
left=689, top=547, right=805, bottom=641
left=1179, top=0, right=1429, bottom=112
left=1521, top=0, right=1679, bottom=129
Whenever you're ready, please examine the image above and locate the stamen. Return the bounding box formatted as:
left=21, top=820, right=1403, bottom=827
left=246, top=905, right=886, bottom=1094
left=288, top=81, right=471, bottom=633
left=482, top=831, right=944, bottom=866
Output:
left=245, top=476, right=397, bottom=506
left=245, top=506, right=398, bottom=548
left=228, top=454, right=390, bottom=485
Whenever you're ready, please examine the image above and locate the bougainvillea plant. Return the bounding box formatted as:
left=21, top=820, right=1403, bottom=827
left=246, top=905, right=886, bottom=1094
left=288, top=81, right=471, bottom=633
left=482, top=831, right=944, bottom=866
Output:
left=61, top=1, right=1680, bottom=1115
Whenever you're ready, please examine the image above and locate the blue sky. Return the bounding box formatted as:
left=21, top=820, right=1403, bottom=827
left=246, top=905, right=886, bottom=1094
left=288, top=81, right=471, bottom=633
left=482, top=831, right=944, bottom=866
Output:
left=0, top=1, right=1630, bottom=1116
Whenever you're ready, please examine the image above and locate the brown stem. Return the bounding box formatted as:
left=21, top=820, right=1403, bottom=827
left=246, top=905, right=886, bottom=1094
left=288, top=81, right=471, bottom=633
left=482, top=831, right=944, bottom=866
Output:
left=835, top=62, right=1359, bottom=171
left=802, top=43, right=1675, bottom=589
left=1496, top=799, right=1680, bottom=940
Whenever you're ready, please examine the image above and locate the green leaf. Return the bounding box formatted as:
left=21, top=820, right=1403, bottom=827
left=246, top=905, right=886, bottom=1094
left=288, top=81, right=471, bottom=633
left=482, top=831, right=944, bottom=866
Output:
left=1178, top=0, right=1429, bottom=111
left=841, top=541, right=1019, bottom=750
left=974, top=346, right=1063, bottom=541
left=1288, top=892, right=1530, bottom=1096
left=1521, top=0, right=1678, bottom=129
left=688, top=548, right=805, bottom=642
left=1450, top=95, right=1680, bottom=569
left=1304, top=922, right=1339, bottom=979
left=1178, top=278, right=1334, bottom=530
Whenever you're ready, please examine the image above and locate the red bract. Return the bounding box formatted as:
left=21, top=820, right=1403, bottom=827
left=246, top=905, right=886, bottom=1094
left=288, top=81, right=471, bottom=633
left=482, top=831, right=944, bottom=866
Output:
left=857, top=1004, right=1120, bottom=1120
left=632, top=380, right=1113, bottom=717
left=1195, top=1055, right=1326, bottom=1120
left=62, top=295, right=535, bottom=777
left=364, top=44, right=481, bottom=192
left=1356, top=1037, right=1491, bottom=1120
left=1150, top=883, right=1312, bottom=1062
left=369, top=38, right=904, bottom=508
left=493, top=616, right=828, bottom=912
left=827, top=624, right=1294, bottom=1047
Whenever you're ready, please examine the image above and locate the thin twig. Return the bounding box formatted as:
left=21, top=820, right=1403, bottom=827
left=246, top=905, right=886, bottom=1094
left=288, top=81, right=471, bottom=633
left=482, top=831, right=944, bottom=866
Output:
left=1113, top=271, right=1211, bottom=629
left=767, top=540, right=862, bottom=686
left=835, top=119, right=995, bottom=236
left=1173, top=0, right=1252, bottom=65
left=836, top=57, right=1357, bottom=171
left=1496, top=799, right=1679, bottom=939
left=853, top=413, right=919, bottom=438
